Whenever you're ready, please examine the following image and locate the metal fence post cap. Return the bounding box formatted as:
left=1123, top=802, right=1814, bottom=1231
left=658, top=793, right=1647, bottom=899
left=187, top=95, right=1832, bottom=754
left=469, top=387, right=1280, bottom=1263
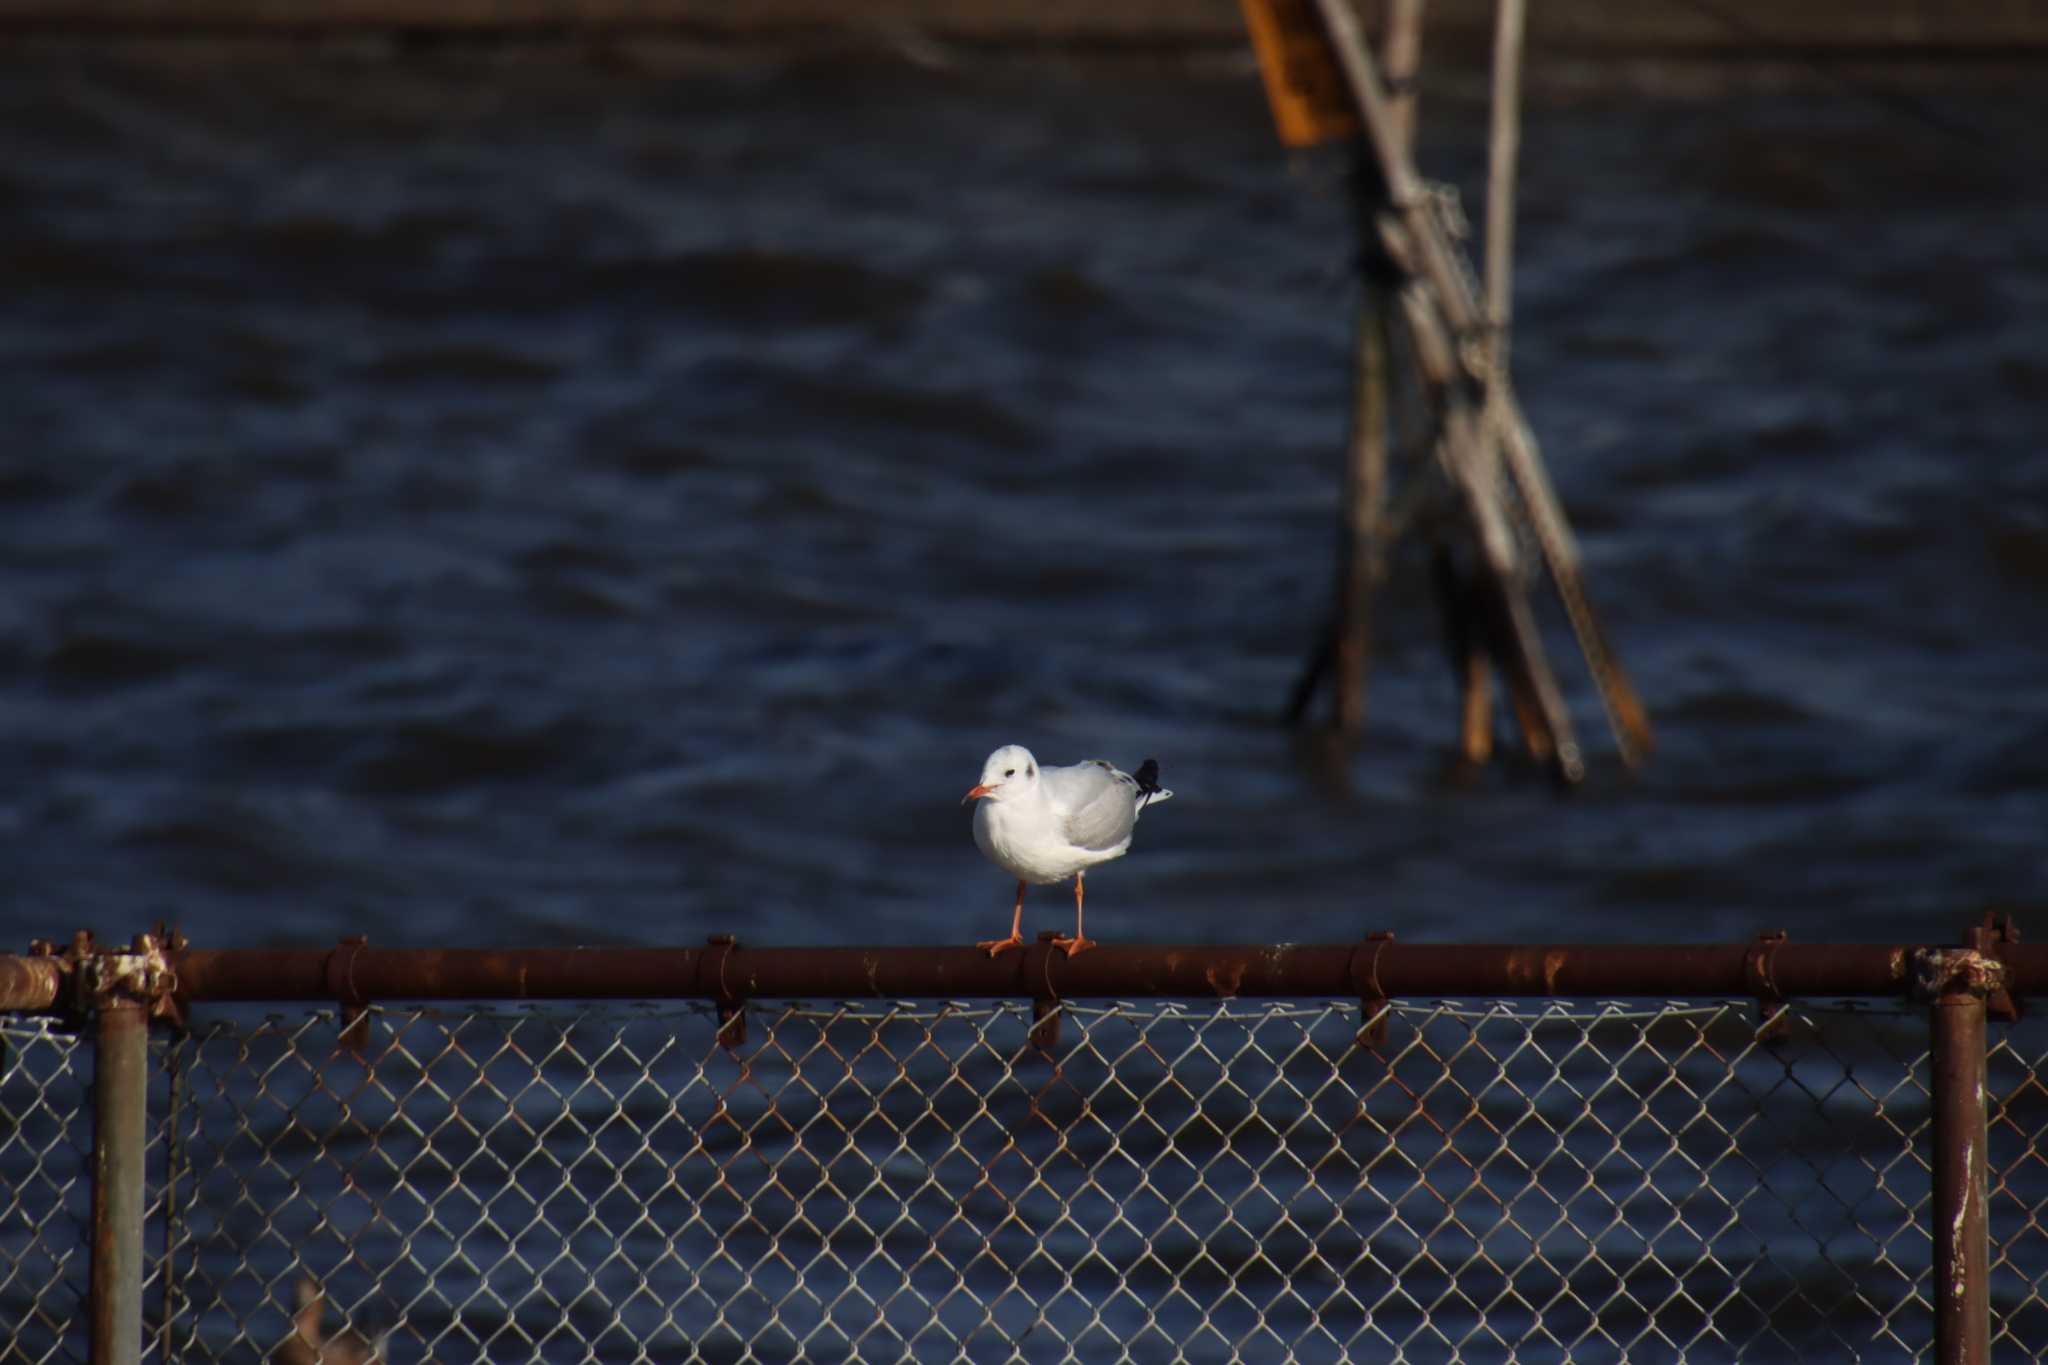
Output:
left=1965, top=912, right=2023, bottom=1021
left=1914, top=947, right=2008, bottom=1003
left=90, top=932, right=183, bottom=1030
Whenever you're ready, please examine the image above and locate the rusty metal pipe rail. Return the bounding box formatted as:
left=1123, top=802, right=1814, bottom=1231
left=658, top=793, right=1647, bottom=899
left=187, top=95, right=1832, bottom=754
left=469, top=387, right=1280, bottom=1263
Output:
left=0, top=924, right=2025, bottom=1365
left=134, top=939, right=2029, bottom=1006
left=0, top=954, right=64, bottom=1011
left=4, top=937, right=2037, bottom=1012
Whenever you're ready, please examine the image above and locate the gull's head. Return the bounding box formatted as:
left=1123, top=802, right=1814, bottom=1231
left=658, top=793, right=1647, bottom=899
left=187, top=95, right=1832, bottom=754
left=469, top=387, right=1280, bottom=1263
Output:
left=963, top=744, right=1039, bottom=806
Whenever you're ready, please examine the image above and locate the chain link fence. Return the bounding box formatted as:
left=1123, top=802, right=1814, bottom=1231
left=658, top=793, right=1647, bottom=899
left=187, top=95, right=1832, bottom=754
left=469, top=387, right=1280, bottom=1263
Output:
left=0, top=1017, right=192, bottom=1365
left=13, top=995, right=2045, bottom=1362
left=1986, top=1027, right=2048, bottom=1354
left=0, top=1019, right=91, bottom=1365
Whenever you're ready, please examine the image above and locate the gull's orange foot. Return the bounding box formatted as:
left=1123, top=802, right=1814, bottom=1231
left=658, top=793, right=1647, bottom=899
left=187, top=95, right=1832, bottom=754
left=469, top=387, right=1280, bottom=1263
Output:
left=1052, top=934, right=1097, bottom=958
left=978, top=933, right=1026, bottom=958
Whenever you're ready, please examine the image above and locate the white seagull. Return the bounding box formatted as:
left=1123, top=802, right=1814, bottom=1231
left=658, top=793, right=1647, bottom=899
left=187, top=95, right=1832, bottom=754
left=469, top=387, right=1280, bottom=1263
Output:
left=961, top=744, right=1172, bottom=957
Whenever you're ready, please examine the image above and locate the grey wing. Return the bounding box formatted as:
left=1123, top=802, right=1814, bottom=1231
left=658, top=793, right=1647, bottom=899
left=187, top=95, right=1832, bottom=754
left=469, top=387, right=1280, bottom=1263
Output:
left=1043, top=760, right=1139, bottom=853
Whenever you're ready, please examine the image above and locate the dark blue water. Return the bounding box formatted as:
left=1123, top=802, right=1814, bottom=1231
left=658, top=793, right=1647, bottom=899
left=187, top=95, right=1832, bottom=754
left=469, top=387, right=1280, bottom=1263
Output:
left=0, top=44, right=2043, bottom=954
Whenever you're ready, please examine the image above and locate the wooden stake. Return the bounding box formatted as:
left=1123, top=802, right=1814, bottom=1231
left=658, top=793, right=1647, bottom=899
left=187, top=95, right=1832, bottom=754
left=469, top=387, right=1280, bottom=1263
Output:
left=1284, top=0, right=1642, bottom=779
left=1382, top=0, right=1424, bottom=150
left=1314, top=0, right=1631, bottom=781
left=1484, top=0, right=1525, bottom=365
left=1496, top=409, right=1656, bottom=766
left=1432, top=546, right=1492, bottom=764
left=1287, top=0, right=1424, bottom=738
left=1440, top=400, right=1582, bottom=781
left=1331, top=267, right=1390, bottom=735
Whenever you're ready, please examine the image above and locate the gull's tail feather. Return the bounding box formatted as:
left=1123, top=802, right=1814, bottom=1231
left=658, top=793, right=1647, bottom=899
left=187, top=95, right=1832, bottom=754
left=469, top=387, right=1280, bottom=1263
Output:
left=1132, top=759, right=1172, bottom=811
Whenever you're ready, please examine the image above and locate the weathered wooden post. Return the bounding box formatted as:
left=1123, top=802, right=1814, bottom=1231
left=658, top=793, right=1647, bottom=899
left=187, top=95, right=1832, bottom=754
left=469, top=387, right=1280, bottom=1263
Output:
left=1259, top=0, right=1415, bottom=740
left=1328, top=0, right=1426, bottom=740
left=1258, top=0, right=1650, bottom=779
left=1331, top=258, right=1389, bottom=738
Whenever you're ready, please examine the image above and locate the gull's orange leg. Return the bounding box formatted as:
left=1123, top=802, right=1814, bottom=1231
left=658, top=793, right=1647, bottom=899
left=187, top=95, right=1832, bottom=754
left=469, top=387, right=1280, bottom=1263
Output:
left=1053, top=872, right=1097, bottom=957
left=978, top=881, right=1027, bottom=956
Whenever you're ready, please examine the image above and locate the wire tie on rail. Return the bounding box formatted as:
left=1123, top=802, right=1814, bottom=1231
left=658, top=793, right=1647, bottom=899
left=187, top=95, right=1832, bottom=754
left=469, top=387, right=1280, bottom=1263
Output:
left=327, top=935, right=370, bottom=1056
left=1743, top=930, right=1790, bottom=1043
left=1029, top=931, right=1064, bottom=1055
left=1353, top=931, right=1395, bottom=1050
left=707, top=935, right=746, bottom=1048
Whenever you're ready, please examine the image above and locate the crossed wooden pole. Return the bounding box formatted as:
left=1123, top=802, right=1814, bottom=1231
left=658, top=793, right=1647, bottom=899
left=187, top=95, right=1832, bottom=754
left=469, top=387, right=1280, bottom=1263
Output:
left=1270, top=0, right=1653, bottom=782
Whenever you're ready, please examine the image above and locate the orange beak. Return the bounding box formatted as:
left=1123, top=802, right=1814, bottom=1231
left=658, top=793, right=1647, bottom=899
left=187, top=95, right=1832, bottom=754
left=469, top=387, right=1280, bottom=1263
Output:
left=962, top=783, right=996, bottom=806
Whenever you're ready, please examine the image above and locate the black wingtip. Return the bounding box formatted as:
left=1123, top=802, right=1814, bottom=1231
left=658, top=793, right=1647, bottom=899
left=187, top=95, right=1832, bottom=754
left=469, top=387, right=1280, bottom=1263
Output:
left=1133, top=759, right=1162, bottom=797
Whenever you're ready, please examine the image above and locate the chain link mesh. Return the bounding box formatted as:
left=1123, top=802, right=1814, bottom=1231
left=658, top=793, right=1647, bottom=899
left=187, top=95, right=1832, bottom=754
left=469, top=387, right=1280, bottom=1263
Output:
left=0, top=1018, right=190, bottom=1365
left=16, top=998, right=2048, bottom=1361
left=1985, top=1025, right=2048, bottom=1354
left=0, top=1019, right=91, bottom=1365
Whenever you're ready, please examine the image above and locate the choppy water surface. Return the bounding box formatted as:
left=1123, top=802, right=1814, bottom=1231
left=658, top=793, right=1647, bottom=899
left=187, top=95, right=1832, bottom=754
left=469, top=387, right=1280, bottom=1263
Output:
left=0, top=44, right=2042, bottom=952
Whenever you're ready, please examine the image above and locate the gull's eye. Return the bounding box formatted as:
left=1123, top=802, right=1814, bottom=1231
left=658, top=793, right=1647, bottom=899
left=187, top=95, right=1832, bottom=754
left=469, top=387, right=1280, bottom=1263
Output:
left=1027, top=765, right=1035, bottom=777
left=1004, top=768, right=1016, bottom=778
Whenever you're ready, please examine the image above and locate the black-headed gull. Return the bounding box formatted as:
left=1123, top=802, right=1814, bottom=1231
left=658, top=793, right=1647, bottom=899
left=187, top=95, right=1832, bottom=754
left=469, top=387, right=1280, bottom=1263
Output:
left=961, top=744, right=1172, bottom=958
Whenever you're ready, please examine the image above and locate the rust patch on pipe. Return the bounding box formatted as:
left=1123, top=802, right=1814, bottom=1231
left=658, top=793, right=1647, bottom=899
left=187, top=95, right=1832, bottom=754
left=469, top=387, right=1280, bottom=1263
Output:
left=1949, top=1136, right=1974, bottom=1303
left=1205, top=962, right=1245, bottom=997
left=0, top=956, right=62, bottom=1011
left=1497, top=949, right=1545, bottom=991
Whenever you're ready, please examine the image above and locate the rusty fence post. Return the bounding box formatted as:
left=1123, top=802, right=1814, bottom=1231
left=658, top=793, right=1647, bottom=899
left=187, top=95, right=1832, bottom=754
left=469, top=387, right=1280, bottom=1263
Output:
left=89, top=998, right=148, bottom=1365
left=80, top=930, right=181, bottom=1365
left=1921, top=944, right=1998, bottom=1365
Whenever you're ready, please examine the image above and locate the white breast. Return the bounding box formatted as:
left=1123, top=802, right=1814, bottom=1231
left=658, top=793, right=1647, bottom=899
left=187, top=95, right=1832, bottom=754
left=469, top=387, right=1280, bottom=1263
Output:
left=974, top=796, right=1123, bottom=884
